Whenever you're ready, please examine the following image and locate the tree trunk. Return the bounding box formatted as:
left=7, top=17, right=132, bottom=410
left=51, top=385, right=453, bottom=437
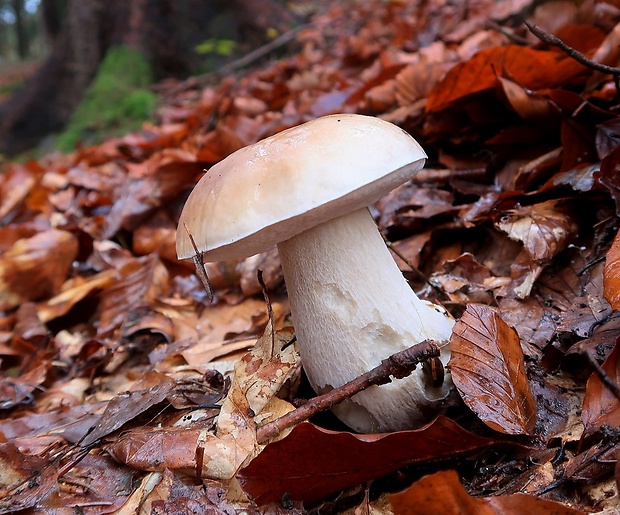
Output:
left=0, top=0, right=105, bottom=155
left=40, top=0, right=64, bottom=43
left=0, top=0, right=298, bottom=155
left=11, top=0, right=28, bottom=59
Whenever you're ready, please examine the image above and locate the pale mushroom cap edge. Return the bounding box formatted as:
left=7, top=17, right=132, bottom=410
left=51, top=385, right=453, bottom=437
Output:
left=176, top=113, right=427, bottom=262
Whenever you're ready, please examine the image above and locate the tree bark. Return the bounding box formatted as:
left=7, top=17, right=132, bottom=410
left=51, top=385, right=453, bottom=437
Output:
left=0, top=0, right=104, bottom=155
left=11, top=0, right=28, bottom=59
left=40, top=0, right=64, bottom=43
left=0, top=0, right=298, bottom=155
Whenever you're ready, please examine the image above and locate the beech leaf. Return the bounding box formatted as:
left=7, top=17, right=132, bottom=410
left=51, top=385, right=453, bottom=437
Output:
left=237, top=417, right=497, bottom=505
left=582, top=341, right=620, bottom=435
left=427, top=46, right=586, bottom=112
left=604, top=228, right=620, bottom=310
left=449, top=304, right=537, bottom=435
left=389, top=469, right=586, bottom=515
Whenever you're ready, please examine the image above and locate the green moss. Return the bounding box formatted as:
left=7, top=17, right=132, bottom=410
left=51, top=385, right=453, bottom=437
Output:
left=57, top=46, right=156, bottom=152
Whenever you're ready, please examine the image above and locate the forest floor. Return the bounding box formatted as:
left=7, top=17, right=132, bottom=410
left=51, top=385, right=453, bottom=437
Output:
left=1, top=0, right=620, bottom=513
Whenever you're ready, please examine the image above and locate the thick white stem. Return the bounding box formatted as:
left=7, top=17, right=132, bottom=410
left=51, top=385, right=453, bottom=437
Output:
left=277, top=208, right=454, bottom=433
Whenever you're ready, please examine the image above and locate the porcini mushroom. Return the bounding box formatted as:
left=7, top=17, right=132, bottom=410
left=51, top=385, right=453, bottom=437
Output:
left=177, top=114, right=454, bottom=433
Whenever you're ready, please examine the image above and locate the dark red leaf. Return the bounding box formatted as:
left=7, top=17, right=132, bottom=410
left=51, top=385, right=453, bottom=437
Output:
left=237, top=417, right=496, bottom=505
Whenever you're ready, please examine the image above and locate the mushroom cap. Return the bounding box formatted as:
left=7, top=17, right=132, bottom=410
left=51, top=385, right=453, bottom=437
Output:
left=177, top=113, right=427, bottom=262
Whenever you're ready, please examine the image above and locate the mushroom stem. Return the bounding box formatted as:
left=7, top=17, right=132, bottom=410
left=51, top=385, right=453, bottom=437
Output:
left=277, top=207, right=454, bottom=433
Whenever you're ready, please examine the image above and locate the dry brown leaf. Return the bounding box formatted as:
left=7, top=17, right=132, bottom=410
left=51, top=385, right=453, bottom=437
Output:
left=81, top=371, right=176, bottom=446
left=96, top=254, right=169, bottom=337
left=495, top=200, right=578, bottom=263
left=0, top=229, right=78, bottom=310
left=38, top=269, right=117, bottom=323
left=0, top=160, right=45, bottom=220
left=0, top=441, right=58, bottom=513
left=496, top=77, right=554, bottom=120
left=110, top=323, right=300, bottom=480
left=449, top=304, right=537, bottom=435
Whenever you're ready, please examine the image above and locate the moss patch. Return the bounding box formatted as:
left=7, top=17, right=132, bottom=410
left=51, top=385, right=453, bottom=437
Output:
left=57, top=46, right=156, bottom=152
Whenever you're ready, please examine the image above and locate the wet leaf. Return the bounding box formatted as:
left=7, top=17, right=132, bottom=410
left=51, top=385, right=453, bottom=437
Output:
left=449, top=304, right=537, bottom=435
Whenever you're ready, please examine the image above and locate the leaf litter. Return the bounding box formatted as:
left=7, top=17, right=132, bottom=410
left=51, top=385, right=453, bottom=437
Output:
left=2, top=0, right=620, bottom=512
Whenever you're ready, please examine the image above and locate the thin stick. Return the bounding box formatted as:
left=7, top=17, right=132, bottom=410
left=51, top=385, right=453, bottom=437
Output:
left=485, top=20, right=529, bottom=45
left=382, top=235, right=450, bottom=301
left=257, top=269, right=276, bottom=357
left=183, top=222, right=214, bottom=302
left=584, top=352, right=620, bottom=403
left=525, top=21, right=620, bottom=91
left=256, top=339, right=441, bottom=443
left=196, top=24, right=311, bottom=85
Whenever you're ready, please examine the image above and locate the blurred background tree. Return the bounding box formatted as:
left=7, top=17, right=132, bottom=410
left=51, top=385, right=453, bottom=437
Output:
left=0, top=0, right=298, bottom=156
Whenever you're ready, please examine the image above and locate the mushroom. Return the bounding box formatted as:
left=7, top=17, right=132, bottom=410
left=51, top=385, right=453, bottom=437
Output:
left=177, top=114, right=454, bottom=433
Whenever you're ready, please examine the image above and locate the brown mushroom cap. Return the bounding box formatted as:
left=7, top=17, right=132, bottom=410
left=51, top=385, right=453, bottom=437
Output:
left=176, top=114, right=426, bottom=262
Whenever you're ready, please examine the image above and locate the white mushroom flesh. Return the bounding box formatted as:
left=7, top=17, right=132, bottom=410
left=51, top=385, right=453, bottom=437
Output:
left=277, top=207, right=454, bottom=433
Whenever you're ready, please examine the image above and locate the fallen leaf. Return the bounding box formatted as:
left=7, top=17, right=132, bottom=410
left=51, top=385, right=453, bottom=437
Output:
left=388, top=469, right=586, bottom=515
left=0, top=441, right=57, bottom=513
left=31, top=453, right=134, bottom=512
left=110, top=324, right=300, bottom=480
left=582, top=341, right=620, bottom=435
left=0, top=364, right=48, bottom=410
left=604, top=228, right=620, bottom=310
left=0, top=230, right=79, bottom=310
left=237, top=417, right=497, bottom=506
left=496, top=78, right=554, bottom=120
left=81, top=371, right=176, bottom=446
left=0, top=160, right=45, bottom=221
left=96, top=254, right=169, bottom=337
left=494, top=200, right=578, bottom=263
left=449, top=304, right=537, bottom=435
left=427, top=46, right=587, bottom=113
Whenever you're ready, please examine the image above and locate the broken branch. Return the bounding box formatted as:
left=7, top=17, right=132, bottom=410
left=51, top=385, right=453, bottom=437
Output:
left=256, top=339, right=441, bottom=443
left=525, top=21, right=620, bottom=78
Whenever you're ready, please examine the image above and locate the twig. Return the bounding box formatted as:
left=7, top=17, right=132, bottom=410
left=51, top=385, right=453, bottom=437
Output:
left=524, top=21, right=620, bottom=91
left=485, top=20, right=529, bottom=45
left=183, top=222, right=214, bottom=302
left=382, top=235, right=450, bottom=301
left=195, top=24, right=311, bottom=85
left=257, top=269, right=276, bottom=357
left=256, top=339, right=441, bottom=443
left=584, top=352, right=620, bottom=404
